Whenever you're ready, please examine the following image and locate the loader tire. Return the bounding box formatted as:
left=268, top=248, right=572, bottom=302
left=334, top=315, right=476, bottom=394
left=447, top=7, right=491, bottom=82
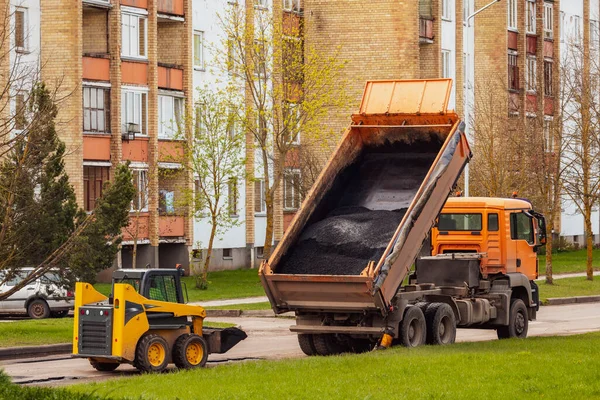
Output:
left=297, top=334, right=317, bottom=356
left=497, top=298, right=528, bottom=339
left=424, top=303, right=456, bottom=345
left=89, top=359, right=119, bottom=372
left=173, top=334, right=208, bottom=369
left=133, top=334, right=170, bottom=372
left=398, top=305, right=426, bottom=348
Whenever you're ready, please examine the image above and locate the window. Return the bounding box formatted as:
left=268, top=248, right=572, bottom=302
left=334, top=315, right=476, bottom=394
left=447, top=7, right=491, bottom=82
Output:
left=83, top=87, right=110, bottom=133
left=228, top=178, right=238, bottom=216
left=159, top=189, right=175, bottom=214
left=508, top=0, right=517, bottom=30
left=543, top=2, right=553, bottom=39
left=283, top=0, right=300, bottom=12
left=122, top=90, right=147, bottom=135
left=488, top=213, right=499, bottom=231
left=14, top=7, right=27, bottom=52
left=544, top=59, right=553, bottom=96
left=255, top=0, right=268, bottom=8
left=508, top=51, right=519, bottom=91
left=573, top=15, right=581, bottom=43
left=84, top=166, right=110, bottom=212
left=254, top=40, right=267, bottom=77
left=442, top=0, right=451, bottom=21
left=256, top=246, right=264, bottom=258
left=441, top=49, right=451, bottom=78
left=592, top=20, right=600, bottom=50
left=158, top=95, right=183, bottom=139
left=510, top=212, right=534, bottom=244
left=560, top=11, right=565, bottom=42
left=284, top=102, right=300, bottom=145
left=227, top=109, right=236, bottom=139
left=14, top=92, right=26, bottom=130
left=193, top=31, right=204, bottom=69
left=544, top=118, right=554, bottom=152
left=254, top=179, right=266, bottom=213
left=148, top=275, right=178, bottom=303
left=121, top=13, right=147, bottom=58
left=526, top=55, right=536, bottom=93
left=283, top=169, right=301, bottom=210
left=223, top=248, right=232, bottom=259
left=132, top=169, right=148, bottom=212
left=438, top=214, right=483, bottom=231
left=526, top=0, right=536, bottom=34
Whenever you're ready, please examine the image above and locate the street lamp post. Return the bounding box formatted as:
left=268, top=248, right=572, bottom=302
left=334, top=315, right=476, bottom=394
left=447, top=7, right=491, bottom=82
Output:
left=463, top=0, right=502, bottom=197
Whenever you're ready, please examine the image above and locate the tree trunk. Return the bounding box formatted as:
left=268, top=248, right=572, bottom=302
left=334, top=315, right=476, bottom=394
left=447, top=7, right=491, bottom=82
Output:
left=545, top=219, right=553, bottom=285
left=263, top=194, right=274, bottom=259
left=199, top=216, right=218, bottom=289
left=585, top=205, right=594, bottom=281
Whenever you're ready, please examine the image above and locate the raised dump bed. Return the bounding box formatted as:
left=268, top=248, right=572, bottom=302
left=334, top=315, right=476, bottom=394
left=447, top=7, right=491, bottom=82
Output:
left=259, top=79, right=471, bottom=315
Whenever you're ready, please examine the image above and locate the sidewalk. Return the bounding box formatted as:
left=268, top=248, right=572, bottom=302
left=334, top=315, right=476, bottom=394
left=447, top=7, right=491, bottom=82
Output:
left=191, top=296, right=268, bottom=307
left=536, top=271, right=600, bottom=281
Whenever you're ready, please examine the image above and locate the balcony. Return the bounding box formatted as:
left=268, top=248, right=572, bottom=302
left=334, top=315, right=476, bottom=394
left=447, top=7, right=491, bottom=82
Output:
left=158, top=64, right=183, bottom=91
left=122, top=137, right=149, bottom=162
left=121, top=0, right=148, bottom=9
left=159, top=215, right=185, bottom=237
left=83, top=135, right=111, bottom=161
left=83, top=56, right=110, bottom=81
left=82, top=0, right=111, bottom=9
left=419, top=18, right=434, bottom=43
left=121, top=61, right=148, bottom=85
left=158, top=0, right=184, bottom=16
left=123, top=214, right=150, bottom=241
left=158, top=140, right=184, bottom=161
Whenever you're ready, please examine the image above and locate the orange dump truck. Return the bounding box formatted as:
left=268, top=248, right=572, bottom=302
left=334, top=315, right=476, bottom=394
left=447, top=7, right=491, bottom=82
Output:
left=259, top=79, right=546, bottom=355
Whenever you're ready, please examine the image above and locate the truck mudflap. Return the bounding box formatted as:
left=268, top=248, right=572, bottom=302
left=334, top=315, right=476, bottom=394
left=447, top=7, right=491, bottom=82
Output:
left=203, top=327, right=247, bottom=354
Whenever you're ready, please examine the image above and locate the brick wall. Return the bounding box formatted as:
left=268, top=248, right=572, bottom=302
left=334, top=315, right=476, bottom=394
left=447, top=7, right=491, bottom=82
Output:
left=420, top=0, right=441, bottom=78
left=83, top=8, right=108, bottom=54
left=157, top=21, right=185, bottom=66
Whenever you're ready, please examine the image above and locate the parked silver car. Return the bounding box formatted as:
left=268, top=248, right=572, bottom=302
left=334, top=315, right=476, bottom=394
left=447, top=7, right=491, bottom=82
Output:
left=0, top=269, right=74, bottom=319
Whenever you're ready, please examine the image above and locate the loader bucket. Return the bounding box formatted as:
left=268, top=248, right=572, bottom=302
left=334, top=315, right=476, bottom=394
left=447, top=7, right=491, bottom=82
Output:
left=204, top=327, right=247, bottom=354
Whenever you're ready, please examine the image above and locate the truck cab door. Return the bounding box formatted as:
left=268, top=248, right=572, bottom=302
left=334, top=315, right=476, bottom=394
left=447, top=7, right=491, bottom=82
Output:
left=509, top=212, right=537, bottom=280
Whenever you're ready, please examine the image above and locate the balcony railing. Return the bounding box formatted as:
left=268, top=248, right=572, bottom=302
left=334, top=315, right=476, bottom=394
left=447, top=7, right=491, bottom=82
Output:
left=159, top=216, right=185, bottom=237
left=158, top=64, right=183, bottom=90
left=82, top=56, right=110, bottom=81
left=157, top=0, right=184, bottom=16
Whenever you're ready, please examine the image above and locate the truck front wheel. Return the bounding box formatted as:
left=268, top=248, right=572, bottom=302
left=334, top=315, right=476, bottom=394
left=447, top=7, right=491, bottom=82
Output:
left=497, top=298, right=528, bottom=339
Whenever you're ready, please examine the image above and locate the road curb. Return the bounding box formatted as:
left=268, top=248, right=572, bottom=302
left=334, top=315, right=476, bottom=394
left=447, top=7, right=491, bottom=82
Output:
left=0, top=343, right=71, bottom=361
left=544, top=295, right=600, bottom=306
left=206, top=309, right=287, bottom=318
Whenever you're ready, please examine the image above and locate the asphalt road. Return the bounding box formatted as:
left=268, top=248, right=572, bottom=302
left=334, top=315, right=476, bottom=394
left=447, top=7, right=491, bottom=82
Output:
left=2, top=303, right=600, bottom=387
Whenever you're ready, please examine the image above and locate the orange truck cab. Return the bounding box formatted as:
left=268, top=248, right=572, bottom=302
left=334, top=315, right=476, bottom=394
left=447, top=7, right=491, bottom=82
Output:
left=431, top=197, right=547, bottom=282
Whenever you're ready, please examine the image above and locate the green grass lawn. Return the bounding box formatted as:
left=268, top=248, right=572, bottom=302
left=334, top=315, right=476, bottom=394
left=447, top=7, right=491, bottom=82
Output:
left=0, top=318, right=73, bottom=347
left=539, top=248, right=600, bottom=275
left=539, top=276, right=600, bottom=303
left=68, top=332, right=600, bottom=400
left=94, top=269, right=264, bottom=303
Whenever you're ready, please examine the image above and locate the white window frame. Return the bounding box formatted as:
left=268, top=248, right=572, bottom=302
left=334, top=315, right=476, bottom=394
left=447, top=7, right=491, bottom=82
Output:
left=121, top=12, right=148, bottom=59
left=255, top=0, right=268, bottom=9
left=526, top=0, right=536, bottom=34
left=254, top=179, right=266, bottom=214
left=543, top=117, right=554, bottom=152
left=131, top=169, right=149, bottom=212
left=508, top=0, right=518, bottom=31
left=544, top=58, right=553, bottom=97
left=283, top=169, right=301, bottom=211
left=573, top=15, right=581, bottom=43
left=158, top=94, right=184, bottom=140
left=543, top=2, right=553, bottom=39
left=83, top=86, right=110, bottom=134
left=560, top=11, right=565, bottom=42
left=442, top=0, right=452, bottom=21
left=14, top=7, right=28, bottom=53
left=228, top=178, right=238, bottom=217
left=526, top=55, right=537, bottom=93
left=591, top=20, right=600, bottom=51
left=193, top=30, right=204, bottom=70
left=441, top=49, right=451, bottom=78
left=121, top=88, right=148, bottom=136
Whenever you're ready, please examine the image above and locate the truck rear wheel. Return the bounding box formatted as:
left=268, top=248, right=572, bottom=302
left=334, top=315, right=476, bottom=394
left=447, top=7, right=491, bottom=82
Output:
left=173, top=334, right=208, bottom=369
left=134, top=334, right=171, bottom=372
left=424, top=303, right=456, bottom=345
left=89, top=359, right=119, bottom=372
left=312, top=334, right=347, bottom=356
left=297, top=334, right=317, bottom=356
left=497, top=298, right=528, bottom=339
left=399, top=306, right=426, bottom=347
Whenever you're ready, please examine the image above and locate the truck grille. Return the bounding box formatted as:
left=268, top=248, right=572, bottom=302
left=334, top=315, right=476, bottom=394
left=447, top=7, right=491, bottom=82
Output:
left=78, top=308, right=112, bottom=356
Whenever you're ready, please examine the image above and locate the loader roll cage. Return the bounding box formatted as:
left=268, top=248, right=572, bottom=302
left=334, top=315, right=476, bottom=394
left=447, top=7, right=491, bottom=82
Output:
left=110, top=269, right=187, bottom=304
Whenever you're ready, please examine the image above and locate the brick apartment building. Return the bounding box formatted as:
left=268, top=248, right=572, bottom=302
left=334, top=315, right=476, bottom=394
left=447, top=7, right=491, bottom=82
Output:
left=4, top=0, right=195, bottom=274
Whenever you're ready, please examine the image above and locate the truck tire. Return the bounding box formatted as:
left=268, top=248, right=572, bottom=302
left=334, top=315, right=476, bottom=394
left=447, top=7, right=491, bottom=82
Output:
left=173, top=334, right=208, bottom=369
left=398, top=306, right=426, bottom=348
left=497, top=298, right=528, bottom=339
left=133, top=334, right=171, bottom=372
left=312, top=334, right=346, bottom=356
left=297, top=334, right=317, bottom=356
left=27, top=299, right=50, bottom=319
left=89, top=359, right=119, bottom=372
left=424, top=303, right=456, bottom=345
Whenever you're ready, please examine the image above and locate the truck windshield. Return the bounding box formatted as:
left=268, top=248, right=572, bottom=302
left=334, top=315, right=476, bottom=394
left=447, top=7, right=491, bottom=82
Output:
left=438, top=214, right=482, bottom=231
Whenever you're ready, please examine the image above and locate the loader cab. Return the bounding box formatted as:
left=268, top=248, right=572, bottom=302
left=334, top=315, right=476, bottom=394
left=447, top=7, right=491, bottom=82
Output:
left=432, top=197, right=546, bottom=280
left=111, top=269, right=185, bottom=304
